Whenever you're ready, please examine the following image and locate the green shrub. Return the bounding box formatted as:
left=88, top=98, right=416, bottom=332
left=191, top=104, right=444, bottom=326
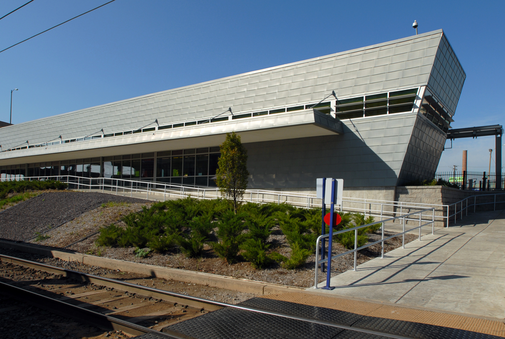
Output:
left=189, top=215, right=214, bottom=241
left=212, top=211, right=246, bottom=264
left=279, top=218, right=316, bottom=251
left=134, top=247, right=151, bottom=258
left=96, top=224, right=124, bottom=247
left=246, top=214, right=274, bottom=242
left=241, top=238, right=271, bottom=269
left=337, top=230, right=368, bottom=250
left=147, top=234, right=177, bottom=253
left=270, top=242, right=311, bottom=270
left=177, top=233, right=206, bottom=258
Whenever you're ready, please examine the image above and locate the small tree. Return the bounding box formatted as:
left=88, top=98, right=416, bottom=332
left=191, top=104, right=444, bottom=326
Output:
left=216, top=132, right=249, bottom=213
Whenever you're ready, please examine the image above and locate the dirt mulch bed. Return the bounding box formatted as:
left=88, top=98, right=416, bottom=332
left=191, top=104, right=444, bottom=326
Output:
left=3, top=191, right=417, bottom=288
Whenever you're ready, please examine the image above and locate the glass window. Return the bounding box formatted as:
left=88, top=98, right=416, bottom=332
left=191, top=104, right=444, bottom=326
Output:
left=196, top=154, right=208, bottom=176
left=157, top=157, right=171, bottom=178
left=172, top=156, right=182, bottom=177
left=141, top=158, right=154, bottom=178
left=195, top=177, right=208, bottom=186
left=132, top=159, right=141, bottom=178
left=183, top=177, right=195, bottom=185
left=90, top=159, right=101, bottom=177
left=68, top=163, right=76, bottom=176
left=122, top=159, right=132, bottom=178
left=184, top=156, right=195, bottom=177
left=103, top=161, right=114, bottom=178
left=209, top=153, right=220, bottom=175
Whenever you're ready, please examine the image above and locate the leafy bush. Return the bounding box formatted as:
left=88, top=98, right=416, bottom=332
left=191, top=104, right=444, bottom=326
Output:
left=134, top=247, right=151, bottom=258
left=270, top=242, right=311, bottom=270
left=241, top=238, right=271, bottom=269
left=212, top=211, right=246, bottom=263
left=96, top=224, right=124, bottom=247
left=337, top=230, right=368, bottom=250
left=177, top=233, right=206, bottom=258
left=147, top=234, right=177, bottom=253
left=279, top=217, right=316, bottom=251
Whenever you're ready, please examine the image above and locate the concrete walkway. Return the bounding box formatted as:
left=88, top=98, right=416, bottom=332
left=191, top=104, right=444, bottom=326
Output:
left=312, top=209, right=505, bottom=320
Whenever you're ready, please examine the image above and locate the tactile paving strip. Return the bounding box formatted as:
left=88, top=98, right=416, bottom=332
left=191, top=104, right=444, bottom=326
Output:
left=163, top=297, right=504, bottom=339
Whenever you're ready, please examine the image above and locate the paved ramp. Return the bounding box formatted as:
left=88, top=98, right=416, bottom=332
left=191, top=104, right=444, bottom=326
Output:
left=312, top=210, right=505, bottom=320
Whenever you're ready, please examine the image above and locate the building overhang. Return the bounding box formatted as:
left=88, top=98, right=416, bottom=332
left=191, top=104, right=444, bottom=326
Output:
left=0, top=109, right=342, bottom=165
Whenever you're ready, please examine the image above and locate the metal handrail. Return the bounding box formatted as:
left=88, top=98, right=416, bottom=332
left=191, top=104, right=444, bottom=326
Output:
left=5, top=174, right=501, bottom=227
left=314, top=208, right=436, bottom=289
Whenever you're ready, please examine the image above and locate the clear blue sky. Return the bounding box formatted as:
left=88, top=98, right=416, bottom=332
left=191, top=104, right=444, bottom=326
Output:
left=1, top=0, right=503, bottom=174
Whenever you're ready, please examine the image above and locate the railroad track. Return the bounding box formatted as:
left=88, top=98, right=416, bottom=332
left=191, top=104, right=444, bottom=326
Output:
left=0, top=253, right=223, bottom=338
left=0, top=253, right=446, bottom=339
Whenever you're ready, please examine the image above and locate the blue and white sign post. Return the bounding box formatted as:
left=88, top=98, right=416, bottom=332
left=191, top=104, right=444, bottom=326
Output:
left=316, top=178, right=343, bottom=290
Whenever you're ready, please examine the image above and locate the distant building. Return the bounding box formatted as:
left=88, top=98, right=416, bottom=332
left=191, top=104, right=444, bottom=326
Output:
left=0, top=30, right=465, bottom=199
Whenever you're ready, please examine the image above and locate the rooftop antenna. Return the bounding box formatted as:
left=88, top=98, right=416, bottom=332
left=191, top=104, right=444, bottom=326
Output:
left=412, top=20, right=418, bottom=35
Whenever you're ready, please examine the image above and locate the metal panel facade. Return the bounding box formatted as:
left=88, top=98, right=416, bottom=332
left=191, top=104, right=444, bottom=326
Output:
left=1, top=30, right=444, bottom=149
left=0, top=30, right=466, bottom=189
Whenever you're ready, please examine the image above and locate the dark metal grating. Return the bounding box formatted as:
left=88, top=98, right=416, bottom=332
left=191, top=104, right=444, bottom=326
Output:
left=163, top=297, right=503, bottom=339
left=238, top=297, right=363, bottom=325
left=164, top=307, right=345, bottom=338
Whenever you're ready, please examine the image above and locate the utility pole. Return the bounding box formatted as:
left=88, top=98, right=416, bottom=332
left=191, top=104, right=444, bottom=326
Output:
left=452, top=165, right=457, bottom=184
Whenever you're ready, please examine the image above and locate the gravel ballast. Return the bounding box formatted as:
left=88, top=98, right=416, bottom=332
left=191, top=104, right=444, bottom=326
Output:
left=0, top=192, right=147, bottom=242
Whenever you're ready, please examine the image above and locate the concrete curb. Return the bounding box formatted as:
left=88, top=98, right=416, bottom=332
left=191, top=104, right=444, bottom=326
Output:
left=0, top=240, right=303, bottom=295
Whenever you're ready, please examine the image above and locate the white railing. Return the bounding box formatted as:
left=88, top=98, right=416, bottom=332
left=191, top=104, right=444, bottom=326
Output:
left=446, top=193, right=505, bottom=224
left=314, top=208, right=436, bottom=289
left=5, top=175, right=503, bottom=227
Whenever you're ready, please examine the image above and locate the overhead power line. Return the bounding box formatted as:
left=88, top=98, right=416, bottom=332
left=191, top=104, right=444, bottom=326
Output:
left=0, top=0, right=34, bottom=22
left=0, top=0, right=115, bottom=55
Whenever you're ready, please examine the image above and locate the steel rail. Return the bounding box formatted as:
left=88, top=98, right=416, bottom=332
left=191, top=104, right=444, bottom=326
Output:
left=0, top=253, right=416, bottom=339
left=0, top=281, right=189, bottom=338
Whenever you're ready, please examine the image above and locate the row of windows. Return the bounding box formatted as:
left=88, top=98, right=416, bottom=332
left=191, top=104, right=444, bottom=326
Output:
left=2, top=102, right=332, bottom=152
left=0, top=147, right=222, bottom=187
left=335, top=88, right=418, bottom=120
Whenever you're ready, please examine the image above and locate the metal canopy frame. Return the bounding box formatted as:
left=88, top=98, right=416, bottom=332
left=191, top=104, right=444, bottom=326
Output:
left=447, top=124, right=503, bottom=190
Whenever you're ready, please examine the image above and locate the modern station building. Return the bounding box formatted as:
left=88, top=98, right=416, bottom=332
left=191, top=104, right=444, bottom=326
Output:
left=0, top=29, right=465, bottom=199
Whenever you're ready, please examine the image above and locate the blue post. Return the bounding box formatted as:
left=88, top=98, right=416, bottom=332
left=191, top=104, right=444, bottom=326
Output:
left=320, top=178, right=326, bottom=272
left=323, top=179, right=336, bottom=290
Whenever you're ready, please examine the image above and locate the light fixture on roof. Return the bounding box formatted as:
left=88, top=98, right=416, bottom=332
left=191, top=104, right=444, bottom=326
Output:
left=412, top=20, right=418, bottom=35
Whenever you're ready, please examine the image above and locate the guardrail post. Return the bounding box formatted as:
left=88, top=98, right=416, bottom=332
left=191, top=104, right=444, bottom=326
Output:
left=494, top=195, right=497, bottom=211
left=446, top=205, right=449, bottom=228
left=418, top=212, right=422, bottom=241
left=402, top=217, right=405, bottom=249
left=131, top=181, right=133, bottom=197
left=146, top=182, right=149, bottom=199
left=354, top=228, right=358, bottom=271
left=381, top=222, right=384, bottom=258
left=432, top=208, right=435, bottom=235
left=474, top=196, right=476, bottom=213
